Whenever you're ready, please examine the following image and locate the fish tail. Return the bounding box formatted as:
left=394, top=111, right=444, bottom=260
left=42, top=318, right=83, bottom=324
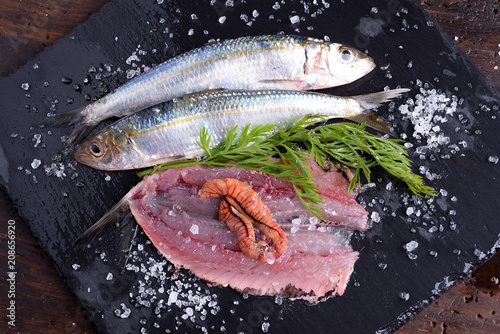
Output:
left=40, top=106, right=87, bottom=127
left=36, top=106, right=95, bottom=147
left=346, top=88, right=410, bottom=133
left=73, top=196, right=131, bottom=247
left=353, top=88, right=410, bottom=110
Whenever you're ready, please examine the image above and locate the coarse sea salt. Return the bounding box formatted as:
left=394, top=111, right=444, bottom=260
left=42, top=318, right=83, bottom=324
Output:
left=189, top=224, right=199, bottom=235
left=124, top=236, right=221, bottom=329
left=404, top=240, right=419, bottom=252
left=31, top=159, right=41, bottom=169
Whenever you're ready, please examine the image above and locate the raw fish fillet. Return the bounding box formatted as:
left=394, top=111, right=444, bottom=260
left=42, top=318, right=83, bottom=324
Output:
left=127, top=163, right=367, bottom=302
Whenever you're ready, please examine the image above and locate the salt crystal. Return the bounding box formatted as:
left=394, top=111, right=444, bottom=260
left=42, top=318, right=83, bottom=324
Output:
left=188, top=28, right=194, bottom=36
left=189, top=224, right=199, bottom=235
left=290, top=226, right=299, bottom=234
left=290, top=15, right=300, bottom=24
left=262, top=322, right=270, bottom=333
left=72, top=264, right=80, bottom=270
left=120, top=304, right=131, bottom=318
left=167, top=291, right=178, bottom=305
left=218, top=16, right=226, bottom=24
left=126, top=69, right=137, bottom=79
left=370, top=211, right=380, bottom=223
left=106, top=273, right=113, bottom=280
left=31, top=159, right=41, bottom=169
left=291, top=218, right=301, bottom=225
left=488, top=156, right=499, bottom=164
left=399, top=291, right=410, bottom=301
left=21, top=83, right=29, bottom=90
left=407, top=253, right=418, bottom=260
left=404, top=240, right=419, bottom=252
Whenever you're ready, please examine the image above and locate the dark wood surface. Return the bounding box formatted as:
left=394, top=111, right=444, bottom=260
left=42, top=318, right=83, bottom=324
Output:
left=0, top=0, right=499, bottom=333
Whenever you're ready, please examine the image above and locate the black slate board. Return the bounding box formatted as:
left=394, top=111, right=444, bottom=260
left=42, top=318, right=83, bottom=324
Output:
left=1, top=0, right=500, bottom=333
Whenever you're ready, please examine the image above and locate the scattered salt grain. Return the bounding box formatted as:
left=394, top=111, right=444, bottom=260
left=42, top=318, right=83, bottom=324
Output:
left=488, top=156, right=499, bottom=164
left=114, top=303, right=132, bottom=318
left=33, top=133, right=42, bottom=147
left=31, top=159, right=41, bottom=169
left=399, top=291, right=410, bottom=301
left=407, top=253, right=418, bottom=260
left=189, top=224, right=199, bottom=235
left=262, top=322, right=270, bottom=333
left=106, top=273, right=114, bottom=281
left=72, top=264, right=80, bottom=270
left=370, top=211, right=380, bottom=223
left=404, top=240, right=419, bottom=252
left=290, top=15, right=300, bottom=24
left=21, top=83, right=29, bottom=91
left=218, top=16, right=226, bottom=24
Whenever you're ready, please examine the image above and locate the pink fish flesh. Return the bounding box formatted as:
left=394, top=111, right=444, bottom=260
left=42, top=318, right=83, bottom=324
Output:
left=127, top=163, right=368, bottom=302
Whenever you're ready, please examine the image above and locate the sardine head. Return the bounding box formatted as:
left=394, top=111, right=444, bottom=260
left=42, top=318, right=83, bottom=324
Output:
left=304, top=41, right=375, bottom=88
left=74, top=128, right=139, bottom=170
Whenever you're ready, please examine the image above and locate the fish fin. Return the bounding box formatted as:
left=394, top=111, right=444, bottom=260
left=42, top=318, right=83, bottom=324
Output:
left=204, top=39, right=224, bottom=46
left=73, top=196, right=131, bottom=247
left=259, top=79, right=307, bottom=89
left=353, top=88, right=410, bottom=110
left=65, top=124, right=96, bottom=147
left=117, top=214, right=139, bottom=272
left=39, top=106, right=87, bottom=127
left=346, top=114, right=392, bottom=134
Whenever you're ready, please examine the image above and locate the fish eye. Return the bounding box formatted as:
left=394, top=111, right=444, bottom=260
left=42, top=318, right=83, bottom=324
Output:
left=89, top=141, right=103, bottom=157
left=339, top=47, right=354, bottom=63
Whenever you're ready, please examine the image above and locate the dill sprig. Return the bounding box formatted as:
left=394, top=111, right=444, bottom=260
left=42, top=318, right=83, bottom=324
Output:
left=138, top=115, right=435, bottom=219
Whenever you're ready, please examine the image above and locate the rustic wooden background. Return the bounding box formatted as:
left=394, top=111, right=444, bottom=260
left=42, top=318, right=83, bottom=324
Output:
left=0, top=0, right=499, bottom=333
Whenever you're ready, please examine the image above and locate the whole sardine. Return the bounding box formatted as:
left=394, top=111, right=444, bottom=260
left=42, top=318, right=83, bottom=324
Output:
left=47, top=35, right=375, bottom=144
left=74, top=88, right=409, bottom=170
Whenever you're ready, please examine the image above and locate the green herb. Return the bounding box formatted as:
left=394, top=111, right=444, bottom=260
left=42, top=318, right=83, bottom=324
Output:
left=138, top=115, right=436, bottom=219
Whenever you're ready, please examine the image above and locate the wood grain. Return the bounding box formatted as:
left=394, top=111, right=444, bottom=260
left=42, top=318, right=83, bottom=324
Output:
left=0, top=0, right=499, bottom=333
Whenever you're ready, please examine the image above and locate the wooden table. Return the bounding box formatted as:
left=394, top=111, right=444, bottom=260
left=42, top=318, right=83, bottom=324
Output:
left=0, top=1, right=499, bottom=333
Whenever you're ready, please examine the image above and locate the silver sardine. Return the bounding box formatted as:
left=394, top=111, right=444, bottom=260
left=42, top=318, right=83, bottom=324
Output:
left=47, top=35, right=375, bottom=143
left=74, top=88, right=409, bottom=170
